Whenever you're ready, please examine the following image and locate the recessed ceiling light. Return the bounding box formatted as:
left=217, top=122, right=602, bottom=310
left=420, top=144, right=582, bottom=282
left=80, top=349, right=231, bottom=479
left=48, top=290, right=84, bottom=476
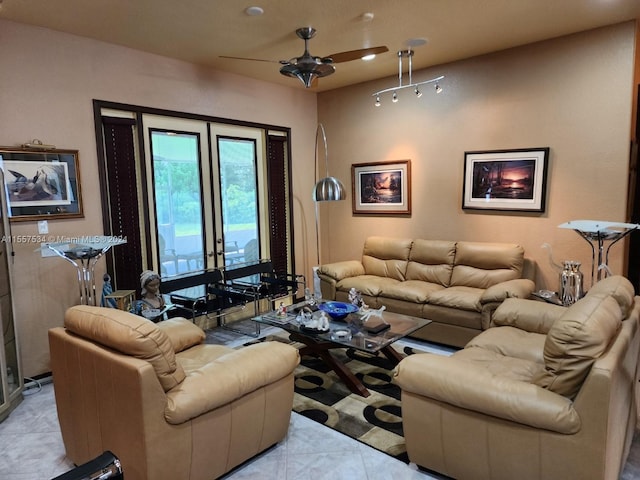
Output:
left=244, top=6, right=264, bottom=16
left=405, top=38, right=428, bottom=47
left=361, top=54, right=376, bottom=61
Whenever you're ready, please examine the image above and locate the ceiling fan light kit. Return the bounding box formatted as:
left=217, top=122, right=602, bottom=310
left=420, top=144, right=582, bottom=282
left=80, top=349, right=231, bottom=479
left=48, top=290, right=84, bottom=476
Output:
left=221, top=26, right=388, bottom=88
left=372, top=49, right=444, bottom=106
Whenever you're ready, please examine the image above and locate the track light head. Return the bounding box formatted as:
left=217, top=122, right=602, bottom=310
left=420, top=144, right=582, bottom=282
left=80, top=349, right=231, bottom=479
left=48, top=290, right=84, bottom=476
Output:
left=370, top=50, right=443, bottom=106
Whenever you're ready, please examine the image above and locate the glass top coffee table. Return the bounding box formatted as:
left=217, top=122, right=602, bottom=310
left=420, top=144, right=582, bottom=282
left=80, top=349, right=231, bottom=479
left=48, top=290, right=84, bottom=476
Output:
left=253, top=302, right=430, bottom=397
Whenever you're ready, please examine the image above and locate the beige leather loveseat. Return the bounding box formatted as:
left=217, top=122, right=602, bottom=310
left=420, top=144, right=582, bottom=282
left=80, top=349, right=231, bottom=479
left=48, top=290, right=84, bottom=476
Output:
left=49, top=306, right=300, bottom=480
left=318, top=236, right=535, bottom=346
left=394, top=275, right=640, bottom=480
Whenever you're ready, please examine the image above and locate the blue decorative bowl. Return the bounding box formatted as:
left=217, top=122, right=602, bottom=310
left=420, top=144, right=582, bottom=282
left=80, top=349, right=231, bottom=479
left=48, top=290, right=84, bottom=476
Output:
left=318, top=301, right=359, bottom=321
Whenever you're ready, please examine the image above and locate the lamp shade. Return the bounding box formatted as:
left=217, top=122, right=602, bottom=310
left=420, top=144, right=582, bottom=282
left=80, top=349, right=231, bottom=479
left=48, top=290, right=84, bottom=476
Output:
left=313, top=176, right=346, bottom=202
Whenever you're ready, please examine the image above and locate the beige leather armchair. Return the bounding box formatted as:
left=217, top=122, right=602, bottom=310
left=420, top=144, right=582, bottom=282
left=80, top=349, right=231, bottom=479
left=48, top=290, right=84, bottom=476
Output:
left=49, top=305, right=300, bottom=480
left=394, top=275, right=640, bottom=480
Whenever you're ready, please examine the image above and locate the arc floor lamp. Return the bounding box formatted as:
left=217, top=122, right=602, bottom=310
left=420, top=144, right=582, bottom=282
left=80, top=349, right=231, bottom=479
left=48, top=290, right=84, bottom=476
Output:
left=312, top=124, right=345, bottom=269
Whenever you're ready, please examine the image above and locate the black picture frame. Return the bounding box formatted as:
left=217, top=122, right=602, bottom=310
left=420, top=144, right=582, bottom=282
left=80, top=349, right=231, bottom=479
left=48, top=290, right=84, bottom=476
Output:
left=462, top=147, right=549, bottom=212
left=351, top=160, right=411, bottom=215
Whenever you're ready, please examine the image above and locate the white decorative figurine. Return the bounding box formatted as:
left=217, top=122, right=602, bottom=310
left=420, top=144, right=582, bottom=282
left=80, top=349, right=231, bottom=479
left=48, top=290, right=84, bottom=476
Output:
left=360, top=305, right=386, bottom=323
left=318, top=311, right=330, bottom=331
left=348, top=287, right=368, bottom=310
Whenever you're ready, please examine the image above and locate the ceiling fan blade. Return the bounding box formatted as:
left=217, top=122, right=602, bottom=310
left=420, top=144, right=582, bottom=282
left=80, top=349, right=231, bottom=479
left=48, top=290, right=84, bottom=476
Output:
left=219, top=55, right=285, bottom=64
left=326, top=46, right=389, bottom=63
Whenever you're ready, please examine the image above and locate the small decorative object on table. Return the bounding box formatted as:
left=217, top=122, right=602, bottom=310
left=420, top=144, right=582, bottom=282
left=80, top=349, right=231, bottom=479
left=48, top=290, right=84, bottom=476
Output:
left=276, top=301, right=287, bottom=317
left=295, top=306, right=313, bottom=325
left=299, top=310, right=330, bottom=332
left=559, top=260, right=584, bottom=306
left=348, top=287, right=369, bottom=310
left=318, top=301, right=359, bottom=321
left=359, top=306, right=391, bottom=333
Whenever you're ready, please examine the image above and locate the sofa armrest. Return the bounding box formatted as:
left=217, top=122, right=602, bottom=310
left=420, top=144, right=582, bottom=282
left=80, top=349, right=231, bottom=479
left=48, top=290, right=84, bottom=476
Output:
left=480, top=278, right=536, bottom=304
left=318, top=261, right=366, bottom=299
left=318, top=260, right=365, bottom=281
left=491, top=298, right=566, bottom=333
left=393, top=353, right=580, bottom=434
left=164, top=342, right=300, bottom=424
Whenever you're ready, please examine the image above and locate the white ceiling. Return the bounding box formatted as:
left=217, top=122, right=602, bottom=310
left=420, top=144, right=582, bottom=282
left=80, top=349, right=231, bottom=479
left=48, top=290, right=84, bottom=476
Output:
left=1, top=0, right=639, bottom=92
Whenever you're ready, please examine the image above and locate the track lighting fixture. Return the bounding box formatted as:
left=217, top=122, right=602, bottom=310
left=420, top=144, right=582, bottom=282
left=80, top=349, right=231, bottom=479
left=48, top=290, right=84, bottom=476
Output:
left=371, top=49, right=443, bottom=106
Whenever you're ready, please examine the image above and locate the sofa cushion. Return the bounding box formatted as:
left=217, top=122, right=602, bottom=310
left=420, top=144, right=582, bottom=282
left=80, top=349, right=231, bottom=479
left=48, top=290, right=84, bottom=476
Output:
left=64, top=305, right=186, bottom=391
left=453, top=345, right=546, bottom=383
left=336, top=275, right=400, bottom=297
left=175, top=343, right=235, bottom=372
left=533, top=294, right=622, bottom=398
left=405, top=239, right=456, bottom=286
left=362, top=236, right=413, bottom=281
left=466, top=326, right=546, bottom=364
left=382, top=280, right=444, bottom=303
left=157, top=318, right=206, bottom=352
left=450, top=242, right=524, bottom=288
left=426, top=286, right=484, bottom=312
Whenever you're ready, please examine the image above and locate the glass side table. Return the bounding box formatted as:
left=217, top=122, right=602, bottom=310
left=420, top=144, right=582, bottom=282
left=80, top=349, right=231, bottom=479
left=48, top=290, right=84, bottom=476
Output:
left=47, top=236, right=127, bottom=306
left=559, top=220, right=639, bottom=286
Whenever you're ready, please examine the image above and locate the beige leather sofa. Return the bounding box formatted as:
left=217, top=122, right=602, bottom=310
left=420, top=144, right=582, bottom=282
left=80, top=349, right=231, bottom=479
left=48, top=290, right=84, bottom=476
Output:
left=394, top=275, right=640, bottom=480
left=49, top=305, right=300, bottom=480
left=317, top=236, right=535, bottom=346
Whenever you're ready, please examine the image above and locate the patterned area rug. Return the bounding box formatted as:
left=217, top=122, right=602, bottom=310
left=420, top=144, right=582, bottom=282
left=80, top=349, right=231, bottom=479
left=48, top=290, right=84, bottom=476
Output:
left=240, top=326, right=427, bottom=462
left=292, top=344, right=418, bottom=463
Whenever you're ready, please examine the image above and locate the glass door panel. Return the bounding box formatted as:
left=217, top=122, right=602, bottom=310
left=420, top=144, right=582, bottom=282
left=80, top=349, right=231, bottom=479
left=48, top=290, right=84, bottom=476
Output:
left=217, top=137, right=259, bottom=266
left=211, top=124, right=267, bottom=267
left=150, top=130, right=205, bottom=275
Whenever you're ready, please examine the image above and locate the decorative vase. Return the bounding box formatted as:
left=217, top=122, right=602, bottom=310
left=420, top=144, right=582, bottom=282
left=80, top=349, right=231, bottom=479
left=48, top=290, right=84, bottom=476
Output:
left=559, top=260, right=584, bottom=306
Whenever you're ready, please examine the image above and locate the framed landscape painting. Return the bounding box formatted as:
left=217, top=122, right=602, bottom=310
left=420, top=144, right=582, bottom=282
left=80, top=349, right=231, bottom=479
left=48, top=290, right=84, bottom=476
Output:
left=462, top=148, right=549, bottom=212
left=352, top=160, right=411, bottom=215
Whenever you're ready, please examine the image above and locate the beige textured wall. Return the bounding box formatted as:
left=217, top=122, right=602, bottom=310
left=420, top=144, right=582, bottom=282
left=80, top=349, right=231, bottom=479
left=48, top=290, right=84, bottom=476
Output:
left=0, top=19, right=318, bottom=377
left=317, top=22, right=637, bottom=293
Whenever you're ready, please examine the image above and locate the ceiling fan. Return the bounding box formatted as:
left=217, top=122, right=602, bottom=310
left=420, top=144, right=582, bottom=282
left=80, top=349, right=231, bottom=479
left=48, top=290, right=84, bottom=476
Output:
left=220, top=27, right=388, bottom=88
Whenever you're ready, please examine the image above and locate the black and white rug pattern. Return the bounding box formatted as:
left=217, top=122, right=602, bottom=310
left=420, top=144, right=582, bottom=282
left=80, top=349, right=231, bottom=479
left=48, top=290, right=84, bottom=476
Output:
left=292, top=344, right=423, bottom=463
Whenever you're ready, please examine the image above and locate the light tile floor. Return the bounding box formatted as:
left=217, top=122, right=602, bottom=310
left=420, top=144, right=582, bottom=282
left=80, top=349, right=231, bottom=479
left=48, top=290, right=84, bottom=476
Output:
left=1, top=322, right=639, bottom=479
left=0, top=381, right=441, bottom=480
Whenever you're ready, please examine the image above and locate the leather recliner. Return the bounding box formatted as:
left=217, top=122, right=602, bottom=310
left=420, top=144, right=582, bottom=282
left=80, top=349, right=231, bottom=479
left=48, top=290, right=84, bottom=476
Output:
left=394, top=275, right=640, bottom=480
left=49, top=305, right=300, bottom=480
